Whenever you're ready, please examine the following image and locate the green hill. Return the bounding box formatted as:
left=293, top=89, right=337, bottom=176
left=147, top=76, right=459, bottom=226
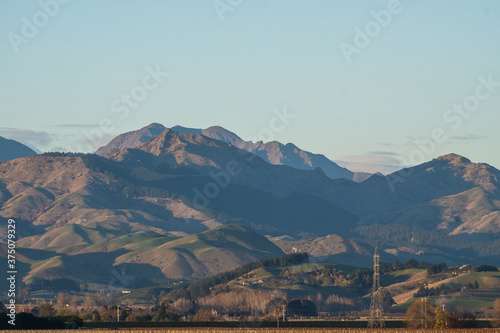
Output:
left=5, top=225, right=283, bottom=293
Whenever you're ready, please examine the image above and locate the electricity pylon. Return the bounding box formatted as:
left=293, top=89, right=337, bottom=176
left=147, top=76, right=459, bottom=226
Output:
left=368, top=247, right=385, bottom=328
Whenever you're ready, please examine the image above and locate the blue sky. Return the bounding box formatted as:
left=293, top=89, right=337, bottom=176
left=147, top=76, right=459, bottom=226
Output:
left=1, top=0, right=499, bottom=173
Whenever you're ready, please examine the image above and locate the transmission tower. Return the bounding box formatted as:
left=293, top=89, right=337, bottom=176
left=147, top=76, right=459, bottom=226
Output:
left=368, top=247, right=385, bottom=328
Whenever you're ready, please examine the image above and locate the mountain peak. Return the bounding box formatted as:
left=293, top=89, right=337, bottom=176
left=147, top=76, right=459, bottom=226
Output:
left=99, top=124, right=354, bottom=180
left=205, top=125, right=232, bottom=133
left=171, top=125, right=242, bottom=145
left=202, top=126, right=243, bottom=145
left=434, top=153, right=471, bottom=165
left=156, top=127, right=173, bottom=137
left=170, top=125, right=202, bottom=135
left=145, top=122, right=166, bottom=130
left=96, top=123, right=166, bottom=156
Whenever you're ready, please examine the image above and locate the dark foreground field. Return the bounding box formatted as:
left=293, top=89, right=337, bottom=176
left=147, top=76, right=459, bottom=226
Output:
left=1, top=329, right=497, bottom=333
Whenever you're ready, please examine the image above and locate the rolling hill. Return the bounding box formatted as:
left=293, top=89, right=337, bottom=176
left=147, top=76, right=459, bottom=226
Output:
left=274, top=233, right=381, bottom=267
left=1, top=225, right=283, bottom=291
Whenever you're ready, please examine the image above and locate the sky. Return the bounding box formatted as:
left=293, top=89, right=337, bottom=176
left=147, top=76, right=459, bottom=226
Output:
left=0, top=0, right=499, bottom=174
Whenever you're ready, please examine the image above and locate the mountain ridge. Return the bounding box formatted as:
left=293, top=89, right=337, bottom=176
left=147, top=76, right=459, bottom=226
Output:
left=97, top=123, right=355, bottom=180
left=2, top=123, right=500, bottom=289
left=0, top=136, right=38, bottom=162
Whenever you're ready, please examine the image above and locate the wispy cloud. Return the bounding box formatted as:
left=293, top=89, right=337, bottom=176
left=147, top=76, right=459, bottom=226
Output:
left=48, top=124, right=101, bottom=129
left=450, top=134, right=487, bottom=141
left=335, top=154, right=403, bottom=175
left=0, top=126, right=117, bottom=153
left=366, top=151, right=401, bottom=157
left=0, top=127, right=54, bottom=153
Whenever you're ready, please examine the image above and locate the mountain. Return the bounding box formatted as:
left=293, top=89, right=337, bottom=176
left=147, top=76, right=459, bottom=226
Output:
left=0, top=150, right=356, bottom=245
left=386, top=153, right=500, bottom=200
left=2, top=122, right=500, bottom=291
left=103, top=128, right=347, bottom=200
left=0, top=136, right=37, bottom=161
left=0, top=225, right=283, bottom=291
left=96, top=123, right=354, bottom=180
left=352, top=172, right=375, bottom=183
left=96, top=130, right=500, bottom=264
left=95, top=123, right=166, bottom=156
left=171, top=125, right=243, bottom=146
left=359, top=186, right=500, bottom=236
left=0, top=154, right=223, bottom=245
left=171, top=125, right=355, bottom=180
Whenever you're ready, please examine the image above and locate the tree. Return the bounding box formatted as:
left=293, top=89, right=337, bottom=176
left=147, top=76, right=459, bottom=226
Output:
left=286, top=299, right=318, bottom=317
left=405, top=258, right=418, bottom=269
left=301, top=300, right=318, bottom=317
left=192, top=309, right=221, bottom=321
left=379, top=288, right=395, bottom=310
left=56, top=292, right=69, bottom=308
left=474, top=265, right=498, bottom=272
left=92, top=311, right=101, bottom=322
left=287, top=300, right=303, bottom=317
left=434, top=307, right=446, bottom=329
left=492, top=299, right=500, bottom=328
left=128, top=309, right=152, bottom=322
left=266, top=298, right=287, bottom=324
left=395, top=260, right=404, bottom=271
left=447, top=310, right=477, bottom=328
left=152, top=302, right=179, bottom=322
left=427, top=263, right=446, bottom=276
left=37, top=303, right=56, bottom=317
left=170, top=298, right=193, bottom=316
left=405, top=299, right=436, bottom=328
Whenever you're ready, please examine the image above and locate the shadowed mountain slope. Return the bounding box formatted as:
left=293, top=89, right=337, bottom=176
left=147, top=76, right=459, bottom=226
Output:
left=0, top=136, right=37, bottom=161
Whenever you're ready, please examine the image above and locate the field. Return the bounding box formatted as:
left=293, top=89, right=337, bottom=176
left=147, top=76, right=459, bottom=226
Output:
left=1, top=329, right=497, bottom=333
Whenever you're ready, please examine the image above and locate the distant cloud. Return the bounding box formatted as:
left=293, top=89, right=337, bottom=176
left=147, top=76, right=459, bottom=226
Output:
left=378, top=142, right=408, bottom=149
left=450, top=134, right=486, bottom=141
left=366, top=151, right=401, bottom=157
left=50, top=146, right=70, bottom=152
left=335, top=154, right=403, bottom=175
left=0, top=125, right=118, bottom=154
left=0, top=127, right=54, bottom=153
left=49, top=124, right=100, bottom=129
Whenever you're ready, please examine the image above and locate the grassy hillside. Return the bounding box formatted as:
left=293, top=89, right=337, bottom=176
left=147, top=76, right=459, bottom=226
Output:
left=3, top=225, right=283, bottom=293
left=274, top=234, right=385, bottom=267
left=381, top=266, right=500, bottom=312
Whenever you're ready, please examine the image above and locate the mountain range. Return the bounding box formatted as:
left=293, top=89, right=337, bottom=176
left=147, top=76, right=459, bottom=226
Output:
left=1, top=124, right=499, bottom=292
left=96, top=123, right=363, bottom=181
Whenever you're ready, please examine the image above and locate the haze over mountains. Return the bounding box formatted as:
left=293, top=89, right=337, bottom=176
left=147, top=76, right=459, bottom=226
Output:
left=1, top=124, right=499, bottom=290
